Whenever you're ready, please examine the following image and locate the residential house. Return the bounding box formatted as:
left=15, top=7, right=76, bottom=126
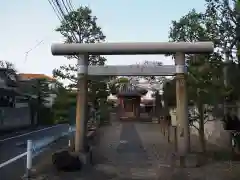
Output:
left=0, top=68, right=33, bottom=130
left=18, top=73, right=57, bottom=107
left=0, top=68, right=19, bottom=107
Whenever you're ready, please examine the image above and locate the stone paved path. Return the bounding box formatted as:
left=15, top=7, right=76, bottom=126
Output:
left=31, top=118, right=240, bottom=180
left=94, top=122, right=161, bottom=179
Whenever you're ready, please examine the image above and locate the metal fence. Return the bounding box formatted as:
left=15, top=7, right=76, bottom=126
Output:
left=0, top=125, right=75, bottom=179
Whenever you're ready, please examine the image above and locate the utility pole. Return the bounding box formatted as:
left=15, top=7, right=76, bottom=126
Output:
left=75, top=55, right=88, bottom=152
left=175, top=52, right=190, bottom=166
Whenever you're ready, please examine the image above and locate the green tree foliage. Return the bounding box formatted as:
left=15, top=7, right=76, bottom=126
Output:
left=166, top=9, right=223, bottom=107
left=28, top=78, right=54, bottom=125
left=162, top=78, right=176, bottom=108
left=165, top=0, right=240, bottom=152
left=21, top=78, right=52, bottom=104
left=205, top=0, right=240, bottom=100
left=131, top=60, right=166, bottom=87
left=165, top=7, right=226, bottom=152
left=108, top=77, right=130, bottom=95
left=52, top=86, right=77, bottom=124
left=0, top=60, right=16, bottom=71
left=52, top=6, right=110, bottom=107
left=36, top=78, right=52, bottom=106
left=205, top=0, right=238, bottom=57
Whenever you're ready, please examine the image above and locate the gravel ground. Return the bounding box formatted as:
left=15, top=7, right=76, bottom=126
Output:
left=29, top=118, right=240, bottom=180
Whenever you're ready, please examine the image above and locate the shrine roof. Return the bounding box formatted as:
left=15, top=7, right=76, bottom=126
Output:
left=116, top=85, right=147, bottom=97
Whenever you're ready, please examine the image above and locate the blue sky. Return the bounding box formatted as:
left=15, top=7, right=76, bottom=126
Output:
left=0, top=0, right=206, bottom=76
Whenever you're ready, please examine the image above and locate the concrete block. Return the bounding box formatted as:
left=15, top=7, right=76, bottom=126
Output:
left=70, top=150, right=92, bottom=165
left=52, top=150, right=82, bottom=171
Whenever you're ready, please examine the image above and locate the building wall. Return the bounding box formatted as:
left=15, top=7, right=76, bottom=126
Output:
left=0, top=106, right=31, bottom=131
left=169, top=106, right=231, bottom=149
left=44, top=93, right=57, bottom=107
left=0, top=71, right=39, bottom=131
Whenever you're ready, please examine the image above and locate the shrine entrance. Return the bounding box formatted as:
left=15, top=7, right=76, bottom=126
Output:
left=117, top=89, right=142, bottom=120
left=51, top=41, right=213, bottom=165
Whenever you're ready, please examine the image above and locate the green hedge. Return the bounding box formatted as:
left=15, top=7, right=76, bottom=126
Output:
left=38, top=106, right=55, bottom=125
left=98, top=105, right=110, bottom=125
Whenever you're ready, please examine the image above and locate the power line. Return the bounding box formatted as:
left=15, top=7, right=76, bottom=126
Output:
left=54, top=0, right=66, bottom=19
left=47, top=0, right=63, bottom=22
left=60, top=0, right=78, bottom=42
left=61, top=0, right=71, bottom=15
left=66, top=0, right=74, bottom=11
left=48, top=0, right=78, bottom=42
left=48, top=1, right=112, bottom=85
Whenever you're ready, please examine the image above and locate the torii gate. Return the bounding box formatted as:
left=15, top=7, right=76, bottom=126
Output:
left=51, top=41, right=213, bottom=163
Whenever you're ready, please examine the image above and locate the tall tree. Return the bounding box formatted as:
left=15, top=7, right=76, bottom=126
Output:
left=205, top=0, right=238, bottom=59
left=168, top=9, right=223, bottom=152
left=52, top=86, right=77, bottom=124
left=28, top=78, right=53, bottom=125
left=53, top=6, right=110, bottom=107
left=205, top=0, right=240, bottom=104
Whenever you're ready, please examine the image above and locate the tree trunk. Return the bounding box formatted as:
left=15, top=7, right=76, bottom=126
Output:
left=155, top=92, right=162, bottom=117
left=197, top=102, right=206, bottom=153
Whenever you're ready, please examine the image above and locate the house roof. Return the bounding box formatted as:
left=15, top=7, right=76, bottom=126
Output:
left=18, top=73, right=55, bottom=81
